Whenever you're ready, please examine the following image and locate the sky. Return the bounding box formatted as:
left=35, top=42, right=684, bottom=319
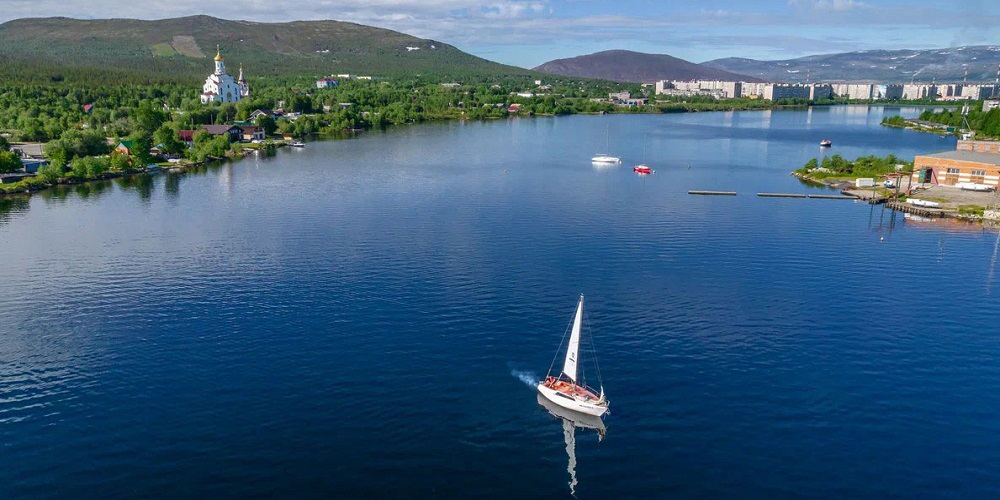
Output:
left=1, top=0, right=999, bottom=68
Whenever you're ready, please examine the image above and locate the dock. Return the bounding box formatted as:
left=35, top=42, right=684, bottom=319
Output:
left=757, top=192, right=865, bottom=200
left=757, top=193, right=808, bottom=198
left=688, top=190, right=737, bottom=196
left=809, top=194, right=857, bottom=200
left=884, top=200, right=946, bottom=217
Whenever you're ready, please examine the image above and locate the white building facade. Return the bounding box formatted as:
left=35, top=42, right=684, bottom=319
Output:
left=201, top=47, right=249, bottom=105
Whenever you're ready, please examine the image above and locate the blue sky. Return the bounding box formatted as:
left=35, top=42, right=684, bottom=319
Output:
left=1, top=0, right=999, bottom=67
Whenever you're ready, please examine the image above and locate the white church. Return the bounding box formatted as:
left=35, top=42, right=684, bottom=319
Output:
left=200, top=46, right=250, bottom=105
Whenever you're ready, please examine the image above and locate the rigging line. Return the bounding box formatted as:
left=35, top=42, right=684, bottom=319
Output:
left=547, top=308, right=575, bottom=378
left=584, top=306, right=603, bottom=388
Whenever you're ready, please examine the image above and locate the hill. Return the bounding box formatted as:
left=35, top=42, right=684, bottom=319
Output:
left=0, top=15, right=530, bottom=84
left=703, top=46, right=1000, bottom=83
left=533, top=50, right=754, bottom=83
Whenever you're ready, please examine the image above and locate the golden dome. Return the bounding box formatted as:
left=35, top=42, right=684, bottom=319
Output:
left=214, top=45, right=223, bottom=61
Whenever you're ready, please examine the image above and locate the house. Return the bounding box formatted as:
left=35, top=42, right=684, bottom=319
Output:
left=441, top=83, right=461, bottom=88
left=201, top=125, right=242, bottom=142
left=20, top=158, right=48, bottom=174
left=178, top=130, right=197, bottom=144
left=237, top=126, right=266, bottom=142
left=620, top=97, right=648, bottom=107
left=248, top=108, right=277, bottom=122
left=316, top=78, right=339, bottom=89
left=114, top=140, right=135, bottom=156
left=507, top=103, right=523, bottom=113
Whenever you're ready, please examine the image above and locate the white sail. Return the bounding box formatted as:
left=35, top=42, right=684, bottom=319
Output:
left=562, top=296, right=583, bottom=382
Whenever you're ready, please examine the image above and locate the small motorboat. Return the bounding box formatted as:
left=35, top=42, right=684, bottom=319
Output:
left=289, top=141, right=306, bottom=148
left=820, top=139, right=832, bottom=147
left=537, top=295, right=609, bottom=417
left=633, top=164, right=652, bottom=174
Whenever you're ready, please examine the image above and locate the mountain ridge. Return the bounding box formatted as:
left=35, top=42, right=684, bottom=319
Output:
left=703, top=46, right=1000, bottom=83
left=533, top=49, right=755, bottom=83
left=0, top=15, right=531, bottom=83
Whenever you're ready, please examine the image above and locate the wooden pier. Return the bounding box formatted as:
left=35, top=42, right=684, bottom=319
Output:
left=757, top=193, right=808, bottom=198
left=688, top=190, right=737, bottom=196
left=758, top=192, right=866, bottom=201
left=884, top=200, right=946, bottom=217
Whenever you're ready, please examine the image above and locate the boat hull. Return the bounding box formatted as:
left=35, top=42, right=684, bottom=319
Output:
left=537, top=383, right=608, bottom=417
left=591, top=156, right=621, bottom=164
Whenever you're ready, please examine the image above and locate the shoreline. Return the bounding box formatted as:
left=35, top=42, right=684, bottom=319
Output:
left=1, top=103, right=964, bottom=203
left=792, top=172, right=998, bottom=225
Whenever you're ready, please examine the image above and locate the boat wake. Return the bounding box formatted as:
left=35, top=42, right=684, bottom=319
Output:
left=510, top=368, right=540, bottom=388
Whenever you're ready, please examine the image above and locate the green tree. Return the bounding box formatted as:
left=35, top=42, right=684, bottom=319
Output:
left=0, top=135, right=10, bottom=152
left=255, top=115, right=277, bottom=135
left=128, top=131, right=152, bottom=166
left=110, top=150, right=132, bottom=172
left=0, top=150, right=21, bottom=173
left=153, top=123, right=185, bottom=155
left=134, top=100, right=168, bottom=134
left=37, top=160, right=65, bottom=182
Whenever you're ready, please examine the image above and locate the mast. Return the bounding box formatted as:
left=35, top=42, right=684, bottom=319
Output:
left=561, top=295, right=584, bottom=384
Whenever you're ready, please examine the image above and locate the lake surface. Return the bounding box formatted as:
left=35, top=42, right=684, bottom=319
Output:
left=3, top=106, right=1000, bottom=497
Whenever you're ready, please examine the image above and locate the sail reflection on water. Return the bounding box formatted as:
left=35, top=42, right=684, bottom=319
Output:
left=538, top=394, right=606, bottom=496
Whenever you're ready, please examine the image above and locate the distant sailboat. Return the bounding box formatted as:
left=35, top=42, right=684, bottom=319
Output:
left=591, top=125, right=621, bottom=164
left=537, top=295, right=609, bottom=417
left=633, top=133, right=653, bottom=174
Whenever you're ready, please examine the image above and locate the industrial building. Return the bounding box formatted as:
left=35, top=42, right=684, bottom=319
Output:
left=912, top=140, right=1000, bottom=189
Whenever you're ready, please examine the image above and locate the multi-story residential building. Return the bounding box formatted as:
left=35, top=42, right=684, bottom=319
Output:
left=902, top=84, right=938, bottom=100
left=879, top=84, right=904, bottom=100
left=809, top=84, right=833, bottom=100
left=740, top=82, right=768, bottom=99
left=655, top=80, right=741, bottom=99
left=762, top=84, right=811, bottom=101
left=832, top=83, right=875, bottom=100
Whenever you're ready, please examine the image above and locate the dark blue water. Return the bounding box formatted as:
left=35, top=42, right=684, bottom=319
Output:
left=2, top=106, right=999, bottom=497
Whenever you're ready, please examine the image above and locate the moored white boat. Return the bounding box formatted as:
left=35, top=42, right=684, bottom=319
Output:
left=957, top=182, right=995, bottom=192
left=907, top=198, right=941, bottom=208
left=591, top=154, right=621, bottom=164
left=537, top=295, right=609, bottom=417
left=591, top=125, right=621, bottom=164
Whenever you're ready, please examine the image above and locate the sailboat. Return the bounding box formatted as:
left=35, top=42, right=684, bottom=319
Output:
left=537, top=295, right=609, bottom=417
left=591, top=125, right=621, bottom=164
left=633, top=133, right=653, bottom=174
